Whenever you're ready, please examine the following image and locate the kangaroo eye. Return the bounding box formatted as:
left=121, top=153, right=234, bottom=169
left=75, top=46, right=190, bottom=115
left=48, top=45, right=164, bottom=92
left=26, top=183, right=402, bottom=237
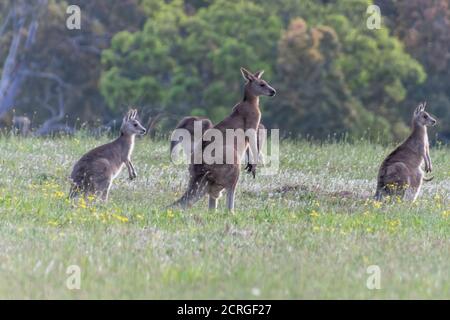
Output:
left=424, top=115, right=428, bottom=119
left=134, top=123, right=138, bottom=127
left=260, top=83, right=265, bottom=87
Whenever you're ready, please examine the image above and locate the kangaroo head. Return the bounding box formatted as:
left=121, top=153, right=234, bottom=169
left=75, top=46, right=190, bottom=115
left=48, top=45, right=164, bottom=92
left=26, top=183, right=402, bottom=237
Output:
left=241, top=67, right=276, bottom=97
left=121, top=109, right=147, bottom=136
left=413, top=102, right=437, bottom=127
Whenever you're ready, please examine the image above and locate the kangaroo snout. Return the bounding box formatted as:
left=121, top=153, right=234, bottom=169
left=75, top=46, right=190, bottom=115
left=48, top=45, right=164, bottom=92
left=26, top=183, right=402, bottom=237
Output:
left=269, top=89, right=276, bottom=97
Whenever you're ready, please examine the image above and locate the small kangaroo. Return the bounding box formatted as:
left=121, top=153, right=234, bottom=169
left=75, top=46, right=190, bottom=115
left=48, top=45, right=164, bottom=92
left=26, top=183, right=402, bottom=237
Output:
left=172, top=67, right=275, bottom=211
left=170, top=116, right=266, bottom=177
left=375, top=102, right=437, bottom=201
left=69, top=109, right=146, bottom=201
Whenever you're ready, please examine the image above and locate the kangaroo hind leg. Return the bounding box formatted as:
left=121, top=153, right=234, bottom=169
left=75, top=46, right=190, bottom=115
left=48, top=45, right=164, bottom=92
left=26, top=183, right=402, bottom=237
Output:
left=226, top=184, right=237, bottom=212
left=93, top=176, right=112, bottom=202
left=384, top=162, right=410, bottom=200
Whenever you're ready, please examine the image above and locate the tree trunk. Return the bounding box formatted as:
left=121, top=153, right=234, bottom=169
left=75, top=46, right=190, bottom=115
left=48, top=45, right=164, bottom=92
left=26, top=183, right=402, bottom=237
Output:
left=0, top=0, right=46, bottom=118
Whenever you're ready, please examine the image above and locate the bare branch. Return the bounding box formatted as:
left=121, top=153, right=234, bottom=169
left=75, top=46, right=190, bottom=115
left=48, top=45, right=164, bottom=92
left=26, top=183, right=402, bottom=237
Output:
left=0, top=19, right=25, bottom=116
left=19, top=70, right=69, bottom=88
left=34, top=87, right=70, bottom=136
left=37, top=86, right=56, bottom=117
left=24, top=19, right=38, bottom=49
left=0, top=8, right=12, bottom=38
left=24, top=0, right=47, bottom=49
left=0, top=0, right=48, bottom=117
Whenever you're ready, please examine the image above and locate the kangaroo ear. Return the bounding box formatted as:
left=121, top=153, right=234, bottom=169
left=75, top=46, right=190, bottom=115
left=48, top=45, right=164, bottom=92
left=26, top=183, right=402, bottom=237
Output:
left=241, top=67, right=255, bottom=82
left=254, top=70, right=264, bottom=79
left=125, top=109, right=132, bottom=121
left=415, top=103, right=424, bottom=115
left=422, top=101, right=427, bottom=110
left=132, top=109, right=137, bottom=119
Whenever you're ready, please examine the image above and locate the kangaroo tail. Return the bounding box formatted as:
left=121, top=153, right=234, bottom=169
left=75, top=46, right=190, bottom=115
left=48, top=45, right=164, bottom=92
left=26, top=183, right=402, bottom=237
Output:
left=171, top=172, right=210, bottom=209
left=374, top=190, right=382, bottom=201
left=68, top=183, right=80, bottom=199
left=170, top=139, right=181, bottom=157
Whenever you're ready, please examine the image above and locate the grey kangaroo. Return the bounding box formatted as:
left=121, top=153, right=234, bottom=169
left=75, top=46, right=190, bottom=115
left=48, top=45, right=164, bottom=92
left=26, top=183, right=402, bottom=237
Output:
left=69, top=109, right=146, bottom=201
left=170, top=116, right=266, bottom=177
left=375, top=102, right=436, bottom=201
left=172, top=67, right=275, bottom=211
left=170, top=116, right=213, bottom=160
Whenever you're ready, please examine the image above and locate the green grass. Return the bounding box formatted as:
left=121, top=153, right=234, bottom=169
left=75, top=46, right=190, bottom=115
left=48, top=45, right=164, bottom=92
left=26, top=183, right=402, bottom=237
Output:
left=0, top=134, right=448, bottom=299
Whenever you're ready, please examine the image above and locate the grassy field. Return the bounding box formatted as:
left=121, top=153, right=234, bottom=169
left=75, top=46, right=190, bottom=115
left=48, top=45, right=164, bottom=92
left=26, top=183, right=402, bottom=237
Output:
left=0, top=134, right=448, bottom=299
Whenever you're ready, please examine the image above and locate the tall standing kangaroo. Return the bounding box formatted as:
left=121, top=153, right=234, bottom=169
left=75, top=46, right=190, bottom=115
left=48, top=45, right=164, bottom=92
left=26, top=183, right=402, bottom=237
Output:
left=69, top=109, right=146, bottom=201
left=375, top=102, right=436, bottom=201
left=172, top=68, right=275, bottom=211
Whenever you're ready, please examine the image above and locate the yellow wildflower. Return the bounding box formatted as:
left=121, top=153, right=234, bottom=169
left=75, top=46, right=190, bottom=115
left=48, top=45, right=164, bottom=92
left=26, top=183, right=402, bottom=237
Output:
left=78, top=197, right=87, bottom=209
left=113, top=214, right=129, bottom=223
left=387, top=219, right=401, bottom=232
left=310, top=210, right=320, bottom=218
left=53, top=191, right=65, bottom=199
left=47, top=220, right=58, bottom=227
left=372, top=201, right=382, bottom=209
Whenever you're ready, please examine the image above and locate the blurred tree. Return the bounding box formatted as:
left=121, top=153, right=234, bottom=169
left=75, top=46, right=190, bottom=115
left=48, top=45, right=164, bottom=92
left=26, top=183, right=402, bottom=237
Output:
left=394, top=0, right=450, bottom=73
left=0, top=0, right=47, bottom=120
left=0, top=0, right=145, bottom=133
left=178, top=0, right=282, bottom=121
left=378, top=0, right=450, bottom=141
left=265, top=0, right=425, bottom=140
left=101, top=0, right=282, bottom=124
left=101, top=0, right=182, bottom=118
left=274, top=18, right=390, bottom=139
left=1, top=0, right=447, bottom=141
left=328, top=14, right=425, bottom=138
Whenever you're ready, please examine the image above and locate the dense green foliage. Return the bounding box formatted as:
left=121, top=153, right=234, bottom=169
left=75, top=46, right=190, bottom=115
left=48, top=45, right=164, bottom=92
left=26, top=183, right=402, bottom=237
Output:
left=0, top=0, right=145, bottom=124
left=100, top=0, right=428, bottom=140
left=0, top=0, right=449, bottom=141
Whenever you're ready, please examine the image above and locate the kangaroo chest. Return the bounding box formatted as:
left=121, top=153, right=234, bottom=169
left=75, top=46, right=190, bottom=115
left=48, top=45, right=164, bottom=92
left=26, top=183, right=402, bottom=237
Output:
left=125, top=142, right=135, bottom=160
left=423, top=131, right=429, bottom=151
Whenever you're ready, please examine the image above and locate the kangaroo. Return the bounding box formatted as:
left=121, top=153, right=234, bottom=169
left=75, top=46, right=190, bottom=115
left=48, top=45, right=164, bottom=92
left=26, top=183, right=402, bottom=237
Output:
left=170, top=116, right=213, bottom=160
left=375, top=102, right=436, bottom=201
left=172, top=67, right=275, bottom=211
left=69, top=109, right=146, bottom=201
left=170, top=116, right=266, bottom=177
